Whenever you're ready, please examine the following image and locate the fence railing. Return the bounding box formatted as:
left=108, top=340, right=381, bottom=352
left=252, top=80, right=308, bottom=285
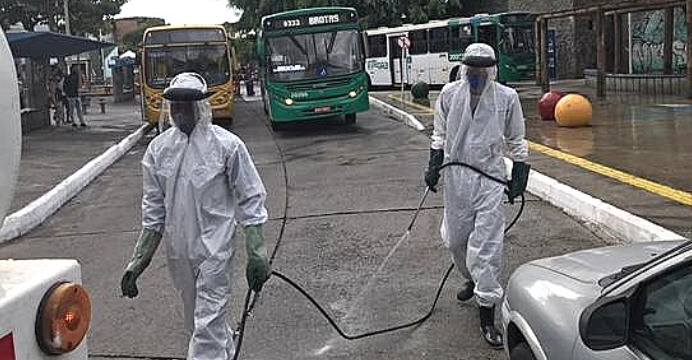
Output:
left=584, top=69, right=689, bottom=95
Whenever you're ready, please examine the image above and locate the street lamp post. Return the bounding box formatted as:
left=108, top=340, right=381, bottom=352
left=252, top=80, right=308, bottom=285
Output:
left=63, top=0, right=70, bottom=35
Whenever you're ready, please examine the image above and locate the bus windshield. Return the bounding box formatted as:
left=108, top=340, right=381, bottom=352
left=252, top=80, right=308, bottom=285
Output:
left=267, top=29, right=362, bottom=82
left=502, top=26, right=534, bottom=54
left=145, top=44, right=230, bottom=88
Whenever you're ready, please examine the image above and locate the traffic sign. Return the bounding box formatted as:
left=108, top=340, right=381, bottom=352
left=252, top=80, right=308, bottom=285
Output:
left=397, top=36, right=410, bottom=49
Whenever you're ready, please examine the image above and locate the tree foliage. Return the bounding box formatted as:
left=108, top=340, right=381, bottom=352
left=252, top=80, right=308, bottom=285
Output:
left=0, top=0, right=127, bottom=35
left=227, top=0, right=473, bottom=32
left=121, top=18, right=166, bottom=51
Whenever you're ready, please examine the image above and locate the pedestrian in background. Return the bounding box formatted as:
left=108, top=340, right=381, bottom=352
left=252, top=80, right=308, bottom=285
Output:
left=63, top=64, right=87, bottom=127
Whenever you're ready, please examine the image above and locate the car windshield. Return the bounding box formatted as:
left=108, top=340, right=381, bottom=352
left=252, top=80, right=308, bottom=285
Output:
left=145, top=44, right=230, bottom=89
left=267, top=29, right=363, bottom=82
left=502, top=26, right=534, bottom=54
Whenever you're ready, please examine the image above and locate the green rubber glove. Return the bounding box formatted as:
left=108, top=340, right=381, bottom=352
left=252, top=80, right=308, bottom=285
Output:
left=508, top=162, right=531, bottom=204
left=121, top=228, right=162, bottom=298
left=245, top=225, right=271, bottom=292
left=425, top=148, right=444, bottom=192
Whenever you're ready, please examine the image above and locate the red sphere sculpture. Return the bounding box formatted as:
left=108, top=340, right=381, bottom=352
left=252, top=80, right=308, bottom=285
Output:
left=538, top=91, right=566, bottom=121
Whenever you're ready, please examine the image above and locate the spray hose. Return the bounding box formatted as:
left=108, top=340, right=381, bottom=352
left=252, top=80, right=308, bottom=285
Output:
left=232, top=162, right=526, bottom=359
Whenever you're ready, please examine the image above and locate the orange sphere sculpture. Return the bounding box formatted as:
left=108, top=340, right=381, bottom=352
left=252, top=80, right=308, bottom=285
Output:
left=555, top=94, right=592, bottom=127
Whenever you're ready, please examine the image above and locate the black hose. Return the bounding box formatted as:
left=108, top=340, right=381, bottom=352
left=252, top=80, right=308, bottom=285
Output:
left=271, top=265, right=455, bottom=340
left=233, top=160, right=526, bottom=356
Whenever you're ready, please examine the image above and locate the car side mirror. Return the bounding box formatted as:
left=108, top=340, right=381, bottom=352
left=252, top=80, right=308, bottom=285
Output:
left=580, top=298, right=629, bottom=351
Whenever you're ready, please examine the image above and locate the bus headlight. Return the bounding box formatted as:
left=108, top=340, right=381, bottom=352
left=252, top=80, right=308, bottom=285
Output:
left=348, top=90, right=358, bottom=98
left=285, top=98, right=294, bottom=106
left=36, top=282, right=91, bottom=355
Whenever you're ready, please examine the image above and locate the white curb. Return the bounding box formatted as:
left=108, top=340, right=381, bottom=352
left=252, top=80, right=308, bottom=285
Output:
left=0, top=124, right=152, bottom=243
left=369, top=96, right=425, bottom=131
left=502, top=158, right=686, bottom=243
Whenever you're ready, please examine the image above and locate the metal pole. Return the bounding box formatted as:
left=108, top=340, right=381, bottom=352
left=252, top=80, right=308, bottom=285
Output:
left=614, top=13, right=622, bottom=74
left=401, top=44, right=405, bottom=107
left=664, top=7, right=674, bottom=75
left=540, top=19, right=550, bottom=93
left=596, top=11, right=607, bottom=98
left=63, top=0, right=70, bottom=35
left=687, top=0, right=692, bottom=97
left=535, top=20, right=542, bottom=85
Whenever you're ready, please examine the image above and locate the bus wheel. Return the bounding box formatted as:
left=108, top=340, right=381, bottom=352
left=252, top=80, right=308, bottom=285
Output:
left=449, top=66, right=460, bottom=83
left=345, top=113, right=356, bottom=125
left=271, top=122, right=284, bottom=131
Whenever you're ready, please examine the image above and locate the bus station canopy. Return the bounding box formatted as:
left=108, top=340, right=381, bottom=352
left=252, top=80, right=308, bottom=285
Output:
left=6, top=31, right=114, bottom=59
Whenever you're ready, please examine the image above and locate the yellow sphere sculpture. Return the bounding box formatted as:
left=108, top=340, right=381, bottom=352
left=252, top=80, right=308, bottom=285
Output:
left=555, top=94, right=592, bottom=127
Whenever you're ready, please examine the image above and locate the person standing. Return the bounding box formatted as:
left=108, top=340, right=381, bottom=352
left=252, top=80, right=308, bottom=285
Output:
left=63, top=64, right=87, bottom=127
left=121, top=73, right=271, bottom=360
left=424, top=43, right=530, bottom=349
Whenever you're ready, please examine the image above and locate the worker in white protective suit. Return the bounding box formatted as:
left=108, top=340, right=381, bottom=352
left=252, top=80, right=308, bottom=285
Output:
left=121, top=72, right=271, bottom=360
left=424, top=43, right=530, bottom=349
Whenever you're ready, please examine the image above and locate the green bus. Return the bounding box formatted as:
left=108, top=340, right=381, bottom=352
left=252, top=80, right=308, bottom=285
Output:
left=257, top=7, right=369, bottom=127
left=459, top=11, right=535, bottom=83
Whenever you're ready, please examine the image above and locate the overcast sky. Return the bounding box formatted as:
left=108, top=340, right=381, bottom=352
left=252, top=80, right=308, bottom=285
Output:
left=117, top=0, right=242, bottom=25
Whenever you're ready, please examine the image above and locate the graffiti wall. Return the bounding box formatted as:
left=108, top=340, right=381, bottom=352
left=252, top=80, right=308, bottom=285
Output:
left=631, top=7, right=688, bottom=74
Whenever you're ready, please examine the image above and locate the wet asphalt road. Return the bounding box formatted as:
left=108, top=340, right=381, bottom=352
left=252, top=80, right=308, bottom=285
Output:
left=0, top=99, right=607, bottom=359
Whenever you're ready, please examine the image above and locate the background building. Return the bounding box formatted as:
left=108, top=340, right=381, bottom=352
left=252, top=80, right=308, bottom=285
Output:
left=469, top=0, right=689, bottom=79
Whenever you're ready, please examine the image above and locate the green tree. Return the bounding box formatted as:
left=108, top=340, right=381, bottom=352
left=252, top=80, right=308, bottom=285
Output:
left=409, top=4, right=428, bottom=24
left=428, top=0, right=445, bottom=20
left=446, top=0, right=464, bottom=18
left=0, top=0, right=127, bottom=35
left=121, top=18, right=166, bottom=51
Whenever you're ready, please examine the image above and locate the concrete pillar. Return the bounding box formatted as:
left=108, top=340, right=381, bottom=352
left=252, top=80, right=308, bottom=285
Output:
left=540, top=19, right=550, bottom=93
left=688, top=0, right=692, bottom=97
left=596, top=11, right=607, bottom=98
left=664, top=7, right=674, bottom=75
left=614, top=14, right=622, bottom=74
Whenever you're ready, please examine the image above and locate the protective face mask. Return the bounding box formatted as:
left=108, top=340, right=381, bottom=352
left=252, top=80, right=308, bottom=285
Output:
left=467, top=73, right=487, bottom=92
left=171, top=103, right=198, bottom=136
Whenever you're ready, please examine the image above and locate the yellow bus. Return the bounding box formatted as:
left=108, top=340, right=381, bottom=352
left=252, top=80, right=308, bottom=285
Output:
left=140, top=25, right=236, bottom=125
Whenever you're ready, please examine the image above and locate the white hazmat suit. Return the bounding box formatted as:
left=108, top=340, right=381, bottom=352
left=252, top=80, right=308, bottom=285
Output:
left=431, top=44, right=528, bottom=307
left=141, top=74, right=268, bottom=360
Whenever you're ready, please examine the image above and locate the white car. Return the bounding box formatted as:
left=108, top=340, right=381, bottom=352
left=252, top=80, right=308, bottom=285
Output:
left=0, top=28, right=91, bottom=360
left=502, top=240, right=692, bottom=360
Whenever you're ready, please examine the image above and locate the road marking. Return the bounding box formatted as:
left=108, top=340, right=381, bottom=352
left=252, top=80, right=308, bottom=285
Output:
left=384, top=93, right=692, bottom=207
left=528, top=142, right=692, bottom=206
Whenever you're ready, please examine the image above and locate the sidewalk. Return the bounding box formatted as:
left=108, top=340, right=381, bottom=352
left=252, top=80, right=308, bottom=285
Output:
left=371, top=84, right=692, bottom=239
left=10, top=97, right=144, bottom=213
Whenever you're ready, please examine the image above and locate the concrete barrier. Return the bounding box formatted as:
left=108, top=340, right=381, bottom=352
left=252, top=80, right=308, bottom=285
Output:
left=369, top=96, right=425, bottom=131
left=0, top=124, right=152, bottom=243
left=502, top=158, right=686, bottom=243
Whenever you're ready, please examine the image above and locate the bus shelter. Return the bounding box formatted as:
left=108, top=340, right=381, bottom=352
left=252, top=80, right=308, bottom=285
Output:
left=534, top=0, right=692, bottom=98
left=6, top=31, right=113, bottom=131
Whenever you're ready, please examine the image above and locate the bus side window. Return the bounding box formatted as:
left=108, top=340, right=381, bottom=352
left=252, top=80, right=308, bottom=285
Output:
left=476, top=25, right=498, bottom=52
left=429, top=27, right=449, bottom=54
left=368, top=34, right=387, bottom=58
left=409, top=29, right=428, bottom=55
left=450, top=25, right=472, bottom=52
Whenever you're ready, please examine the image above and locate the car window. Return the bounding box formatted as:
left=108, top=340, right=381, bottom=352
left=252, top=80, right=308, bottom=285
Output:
left=631, top=264, right=692, bottom=360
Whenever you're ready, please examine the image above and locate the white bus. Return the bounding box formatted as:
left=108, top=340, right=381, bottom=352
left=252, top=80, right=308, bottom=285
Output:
left=365, top=18, right=472, bottom=87
left=365, top=12, right=536, bottom=87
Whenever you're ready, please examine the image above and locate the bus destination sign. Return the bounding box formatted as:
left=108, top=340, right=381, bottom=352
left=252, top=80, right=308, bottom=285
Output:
left=269, top=11, right=358, bottom=30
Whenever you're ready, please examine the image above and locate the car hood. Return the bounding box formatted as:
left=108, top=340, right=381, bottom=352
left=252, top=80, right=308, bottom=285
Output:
left=530, top=241, right=684, bottom=285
